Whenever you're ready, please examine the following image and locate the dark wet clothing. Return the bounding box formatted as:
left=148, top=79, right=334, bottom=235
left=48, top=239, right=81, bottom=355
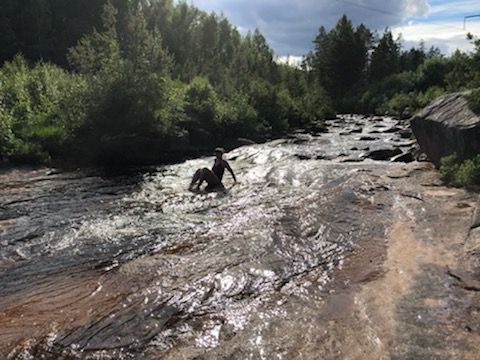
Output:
left=212, top=159, right=233, bottom=181
left=190, top=158, right=236, bottom=190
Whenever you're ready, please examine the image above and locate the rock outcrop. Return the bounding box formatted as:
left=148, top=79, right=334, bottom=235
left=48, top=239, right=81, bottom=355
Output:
left=411, top=92, right=480, bottom=167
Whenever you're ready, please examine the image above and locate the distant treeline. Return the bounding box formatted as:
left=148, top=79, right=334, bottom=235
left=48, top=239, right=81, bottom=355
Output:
left=0, top=0, right=479, bottom=165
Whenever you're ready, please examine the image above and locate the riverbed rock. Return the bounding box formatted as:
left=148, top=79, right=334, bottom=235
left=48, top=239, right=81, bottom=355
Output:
left=324, top=114, right=338, bottom=120
left=366, top=148, right=402, bottom=161
left=399, top=129, right=412, bottom=139
left=307, top=122, right=329, bottom=134
left=359, top=136, right=378, bottom=141
left=391, top=152, right=415, bottom=163
left=340, top=128, right=362, bottom=136
left=411, top=92, right=480, bottom=167
left=380, top=126, right=401, bottom=133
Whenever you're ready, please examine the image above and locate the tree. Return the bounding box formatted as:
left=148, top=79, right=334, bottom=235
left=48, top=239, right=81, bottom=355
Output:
left=369, top=29, right=400, bottom=81
left=67, top=1, right=121, bottom=74
left=312, top=15, right=371, bottom=110
left=400, top=43, right=426, bottom=72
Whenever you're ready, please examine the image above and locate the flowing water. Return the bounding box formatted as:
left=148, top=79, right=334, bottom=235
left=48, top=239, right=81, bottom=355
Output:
left=2, top=115, right=474, bottom=359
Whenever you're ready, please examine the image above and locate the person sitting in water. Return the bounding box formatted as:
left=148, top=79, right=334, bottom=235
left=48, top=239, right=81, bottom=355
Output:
left=189, top=147, right=237, bottom=191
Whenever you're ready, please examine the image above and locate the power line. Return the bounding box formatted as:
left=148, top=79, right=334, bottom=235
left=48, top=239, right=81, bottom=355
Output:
left=464, top=15, right=480, bottom=30
left=336, top=0, right=467, bottom=33
left=337, top=0, right=401, bottom=19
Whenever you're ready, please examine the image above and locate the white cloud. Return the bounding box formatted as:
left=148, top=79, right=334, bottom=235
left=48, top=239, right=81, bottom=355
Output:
left=393, top=21, right=480, bottom=53
left=275, top=55, right=304, bottom=67
left=404, top=0, right=430, bottom=17
left=428, top=0, right=479, bottom=17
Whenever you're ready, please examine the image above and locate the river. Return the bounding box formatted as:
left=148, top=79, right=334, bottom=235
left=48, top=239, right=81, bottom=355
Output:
left=1, top=115, right=479, bottom=359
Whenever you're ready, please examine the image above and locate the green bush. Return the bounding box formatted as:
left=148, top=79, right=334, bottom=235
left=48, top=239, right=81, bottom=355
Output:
left=296, top=87, right=333, bottom=124
left=185, top=77, right=220, bottom=129
left=417, top=86, right=445, bottom=108
left=440, top=153, right=480, bottom=188
left=220, top=92, right=266, bottom=139
left=417, top=57, right=450, bottom=91
left=0, top=55, right=87, bottom=163
left=76, top=56, right=178, bottom=165
left=467, top=89, right=480, bottom=114
left=387, top=92, right=418, bottom=115
left=247, top=80, right=291, bottom=134
left=360, top=71, right=418, bottom=114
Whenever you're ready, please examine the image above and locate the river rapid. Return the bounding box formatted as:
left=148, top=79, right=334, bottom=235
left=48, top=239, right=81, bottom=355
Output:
left=1, top=115, right=479, bottom=359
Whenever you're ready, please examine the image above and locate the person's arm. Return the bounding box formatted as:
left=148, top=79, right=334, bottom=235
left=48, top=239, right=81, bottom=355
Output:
left=224, top=160, right=237, bottom=182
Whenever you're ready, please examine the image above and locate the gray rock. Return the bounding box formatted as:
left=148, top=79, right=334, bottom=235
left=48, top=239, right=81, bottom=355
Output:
left=417, top=153, right=429, bottom=162
left=411, top=92, right=480, bottom=167
left=366, top=148, right=402, bottom=161
left=295, top=154, right=313, bottom=160
left=310, top=123, right=329, bottom=133
left=340, top=128, right=362, bottom=136
left=396, top=139, right=417, bottom=147
left=399, top=129, right=412, bottom=139
left=359, top=136, right=378, bottom=141
left=324, top=114, right=338, bottom=120
left=381, top=126, right=402, bottom=133
left=401, top=107, right=412, bottom=120
left=391, top=152, right=415, bottom=163
left=340, top=157, right=365, bottom=163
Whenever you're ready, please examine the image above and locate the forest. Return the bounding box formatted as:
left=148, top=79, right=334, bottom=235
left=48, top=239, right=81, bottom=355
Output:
left=0, top=0, right=479, bottom=166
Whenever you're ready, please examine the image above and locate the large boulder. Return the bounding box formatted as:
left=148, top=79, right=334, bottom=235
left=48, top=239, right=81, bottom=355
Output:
left=411, top=92, right=480, bottom=167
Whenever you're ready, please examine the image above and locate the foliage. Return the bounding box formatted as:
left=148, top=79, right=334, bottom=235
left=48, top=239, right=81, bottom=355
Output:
left=467, top=89, right=480, bottom=114
left=313, top=16, right=372, bottom=111
left=440, top=153, right=480, bottom=188
left=0, top=55, right=86, bottom=163
left=369, top=29, right=400, bottom=81
left=1, top=4, right=480, bottom=165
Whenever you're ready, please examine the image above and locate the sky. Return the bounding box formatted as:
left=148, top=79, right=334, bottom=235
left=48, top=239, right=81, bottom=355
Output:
left=190, top=0, right=480, bottom=63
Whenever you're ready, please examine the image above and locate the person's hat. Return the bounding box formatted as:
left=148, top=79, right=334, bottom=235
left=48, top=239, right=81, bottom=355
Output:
left=214, top=147, right=225, bottom=154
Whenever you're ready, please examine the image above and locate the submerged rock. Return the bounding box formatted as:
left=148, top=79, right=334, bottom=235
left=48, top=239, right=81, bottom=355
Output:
left=398, top=129, right=412, bottom=139
left=359, top=136, right=378, bottom=141
left=380, top=126, right=402, bottom=133
left=411, top=92, right=480, bottom=167
left=391, top=152, right=415, bottom=163
left=366, top=148, right=402, bottom=161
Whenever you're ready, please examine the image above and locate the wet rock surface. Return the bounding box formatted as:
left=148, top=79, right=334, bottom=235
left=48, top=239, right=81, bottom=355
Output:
left=1, top=115, right=479, bottom=359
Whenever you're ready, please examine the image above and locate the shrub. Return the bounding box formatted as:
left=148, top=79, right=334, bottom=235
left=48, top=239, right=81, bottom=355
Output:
left=417, top=86, right=445, bottom=108
left=220, top=92, right=266, bottom=139
left=0, top=55, right=87, bottom=163
left=76, top=57, right=178, bottom=165
left=387, top=92, right=418, bottom=115
left=296, top=87, right=333, bottom=124
left=247, top=80, right=291, bottom=134
left=417, top=57, right=450, bottom=91
left=185, top=77, right=220, bottom=130
left=440, top=153, right=480, bottom=188
left=467, top=89, right=480, bottom=114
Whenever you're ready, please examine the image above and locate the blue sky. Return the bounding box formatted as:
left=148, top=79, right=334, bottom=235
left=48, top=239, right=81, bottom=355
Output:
left=191, top=0, right=480, bottom=60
